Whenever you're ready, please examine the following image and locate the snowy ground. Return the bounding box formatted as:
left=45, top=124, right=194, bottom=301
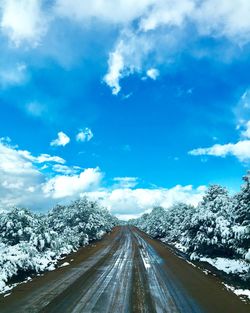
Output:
left=224, top=283, right=250, bottom=302
left=160, top=240, right=250, bottom=302
left=199, top=257, right=250, bottom=301
left=199, top=257, right=250, bottom=275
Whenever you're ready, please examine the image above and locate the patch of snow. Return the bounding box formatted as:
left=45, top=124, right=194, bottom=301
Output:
left=234, top=289, right=250, bottom=300
left=224, top=283, right=250, bottom=301
left=186, top=260, right=197, bottom=268
left=202, top=269, right=210, bottom=275
left=59, top=262, right=70, bottom=268
left=200, top=257, right=250, bottom=274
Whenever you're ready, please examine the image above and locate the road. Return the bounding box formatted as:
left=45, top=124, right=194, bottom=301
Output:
left=0, top=226, right=249, bottom=313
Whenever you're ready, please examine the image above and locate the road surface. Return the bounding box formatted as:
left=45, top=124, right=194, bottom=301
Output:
left=0, top=226, right=249, bottom=313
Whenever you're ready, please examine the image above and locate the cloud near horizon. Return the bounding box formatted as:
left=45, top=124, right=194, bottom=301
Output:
left=83, top=185, right=206, bottom=220
left=0, top=138, right=206, bottom=218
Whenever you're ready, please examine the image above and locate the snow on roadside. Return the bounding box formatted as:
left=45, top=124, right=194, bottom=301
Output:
left=199, top=257, right=250, bottom=275
left=224, top=283, right=250, bottom=301
left=59, top=262, right=70, bottom=268
left=0, top=276, right=33, bottom=296
left=160, top=239, right=188, bottom=253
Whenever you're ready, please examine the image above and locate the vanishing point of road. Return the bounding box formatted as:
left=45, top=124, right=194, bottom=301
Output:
left=0, top=226, right=249, bottom=313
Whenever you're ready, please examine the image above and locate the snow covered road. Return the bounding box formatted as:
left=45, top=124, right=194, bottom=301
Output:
left=0, top=226, right=249, bottom=313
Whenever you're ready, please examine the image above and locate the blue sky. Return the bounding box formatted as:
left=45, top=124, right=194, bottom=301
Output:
left=0, top=0, right=250, bottom=218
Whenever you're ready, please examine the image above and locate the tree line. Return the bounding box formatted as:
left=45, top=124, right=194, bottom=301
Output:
left=0, top=198, right=117, bottom=292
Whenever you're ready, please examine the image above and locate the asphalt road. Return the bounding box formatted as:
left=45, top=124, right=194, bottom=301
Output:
left=0, top=226, right=249, bottom=313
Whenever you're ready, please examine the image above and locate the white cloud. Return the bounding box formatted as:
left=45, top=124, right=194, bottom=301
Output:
left=35, top=154, right=65, bottom=164
left=190, top=118, right=250, bottom=163
left=0, top=138, right=206, bottom=217
left=146, top=68, right=159, bottom=80
left=56, top=0, right=250, bottom=45
left=76, top=128, right=93, bottom=142
left=103, top=49, right=124, bottom=95
left=0, top=139, right=103, bottom=209
left=139, top=0, right=194, bottom=32
left=43, top=168, right=103, bottom=199
left=50, top=131, right=70, bottom=147
left=54, top=0, right=154, bottom=25
left=1, top=0, right=250, bottom=95
left=17, top=150, right=65, bottom=164
left=0, top=0, right=48, bottom=46
left=103, top=32, right=154, bottom=94
left=0, top=141, right=45, bottom=208
left=103, top=0, right=250, bottom=94
left=52, top=164, right=81, bottom=175
left=189, top=140, right=250, bottom=162
left=0, top=142, right=39, bottom=176
left=84, top=184, right=205, bottom=220
left=194, top=0, right=250, bottom=43
left=113, top=177, right=138, bottom=188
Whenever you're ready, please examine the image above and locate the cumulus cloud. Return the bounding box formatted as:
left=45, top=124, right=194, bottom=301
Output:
left=35, top=154, right=65, bottom=164
left=0, top=140, right=64, bottom=208
left=1, top=0, right=250, bottom=94
left=50, top=131, right=70, bottom=147
left=103, top=0, right=250, bottom=94
left=103, top=49, right=124, bottom=95
left=190, top=119, right=250, bottom=163
left=146, top=68, right=159, bottom=80
left=54, top=0, right=154, bottom=24
left=76, top=128, right=93, bottom=142
left=16, top=149, right=65, bottom=164
left=103, top=33, right=154, bottom=94
left=0, top=0, right=48, bottom=46
left=139, top=0, right=194, bottom=31
left=194, top=0, right=250, bottom=43
left=189, top=140, right=250, bottom=162
left=42, top=168, right=103, bottom=199
left=0, top=141, right=40, bottom=177
left=0, top=138, right=207, bottom=218
left=55, top=0, right=250, bottom=45
left=0, top=139, right=103, bottom=209
left=84, top=184, right=206, bottom=220
left=52, top=164, right=81, bottom=175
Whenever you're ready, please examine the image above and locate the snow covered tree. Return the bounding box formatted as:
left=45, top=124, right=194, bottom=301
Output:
left=231, top=172, right=250, bottom=258
left=233, top=171, right=250, bottom=225
left=185, top=185, right=234, bottom=257
left=0, top=197, right=117, bottom=292
left=0, top=208, right=38, bottom=245
left=135, top=207, right=168, bottom=238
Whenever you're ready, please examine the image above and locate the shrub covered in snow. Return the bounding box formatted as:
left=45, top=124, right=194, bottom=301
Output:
left=0, top=198, right=117, bottom=292
left=132, top=172, right=250, bottom=279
